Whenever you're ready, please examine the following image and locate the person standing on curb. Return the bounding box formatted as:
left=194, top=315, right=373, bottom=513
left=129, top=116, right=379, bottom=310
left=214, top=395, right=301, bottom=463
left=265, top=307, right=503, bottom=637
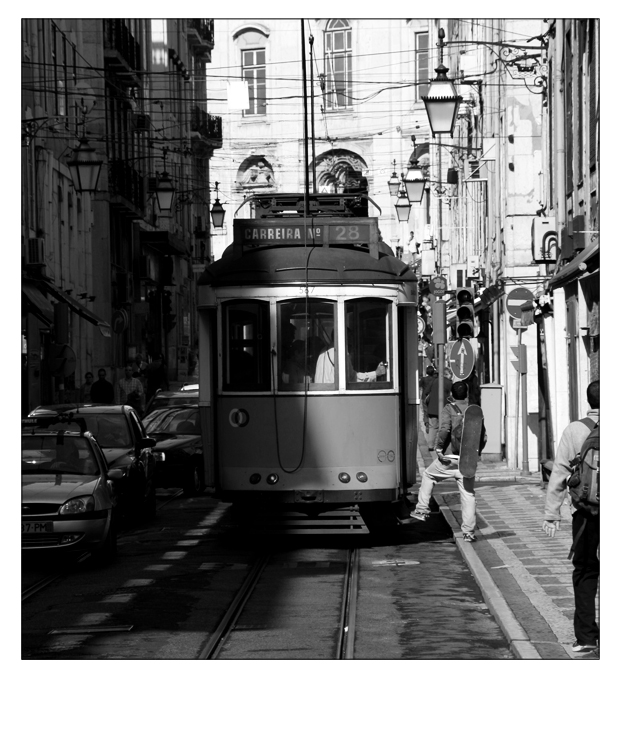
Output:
left=410, top=380, right=486, bottom=541
left=426, top=366, right=453, bottom=450
left=420, top=365, right=436, bottom=433
left=542, top=380, right=600, bottom=654
left=90, top=368, right=114, bottom=404
left=115, top=364, right=145, bottom=415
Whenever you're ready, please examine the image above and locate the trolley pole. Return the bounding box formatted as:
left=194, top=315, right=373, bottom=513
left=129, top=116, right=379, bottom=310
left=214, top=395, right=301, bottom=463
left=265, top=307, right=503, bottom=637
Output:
left=300, top=21, right=310, bottom=214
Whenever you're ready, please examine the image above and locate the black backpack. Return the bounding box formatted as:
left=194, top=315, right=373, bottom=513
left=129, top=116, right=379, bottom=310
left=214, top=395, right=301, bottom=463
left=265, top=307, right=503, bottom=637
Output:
left=567, top=418, right=599, bottom=516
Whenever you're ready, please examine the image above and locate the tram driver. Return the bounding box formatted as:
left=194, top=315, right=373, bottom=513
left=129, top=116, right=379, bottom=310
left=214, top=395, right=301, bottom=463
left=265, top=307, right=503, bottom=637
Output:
left=314, top=330, right=386, bottom=384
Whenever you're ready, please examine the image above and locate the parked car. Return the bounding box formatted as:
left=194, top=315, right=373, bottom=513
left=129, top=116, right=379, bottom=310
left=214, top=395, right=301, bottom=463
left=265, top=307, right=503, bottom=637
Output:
left=142, top=405, right=204, bottom=495
left=28, top=404, right=159, bottom=520
left=22, top=415, right=124, bottom=562
left=144, top=387, right=198, bottom=416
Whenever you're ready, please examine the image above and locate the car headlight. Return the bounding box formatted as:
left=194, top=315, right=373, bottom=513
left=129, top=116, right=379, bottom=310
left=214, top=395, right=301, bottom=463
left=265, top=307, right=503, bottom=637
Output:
left=59, top=496, right=95, bottom=514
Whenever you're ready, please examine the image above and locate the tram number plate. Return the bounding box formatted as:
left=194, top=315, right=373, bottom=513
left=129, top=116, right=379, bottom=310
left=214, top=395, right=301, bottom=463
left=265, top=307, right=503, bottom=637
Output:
left=22, top=522, right=53, bottom=533
left=294, top=490, right=324, bottom=503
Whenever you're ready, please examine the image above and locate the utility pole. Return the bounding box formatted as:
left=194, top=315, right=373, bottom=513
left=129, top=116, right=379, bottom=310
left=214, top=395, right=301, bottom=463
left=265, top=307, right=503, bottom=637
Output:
left=300, top=21, right=310, bottom=213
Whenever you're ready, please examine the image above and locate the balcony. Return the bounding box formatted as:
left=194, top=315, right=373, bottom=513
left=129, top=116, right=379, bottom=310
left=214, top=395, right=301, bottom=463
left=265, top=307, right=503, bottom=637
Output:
left=103, top=20, right=142, bottom=83
left=108, top=160, right=145, bottom=217
left=187, top=19, right=214, bottom=61
left=190, top=106, right=223, bottom=154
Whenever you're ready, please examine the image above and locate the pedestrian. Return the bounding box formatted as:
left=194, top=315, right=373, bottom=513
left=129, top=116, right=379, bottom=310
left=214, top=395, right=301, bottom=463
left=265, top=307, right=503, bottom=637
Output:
left=115, top=364, right=145, bottom=415
left=542, top=380, right=599, bottom=654
left=78, top=372, right=94, bottom=402
left=410, top=380, right=486, bottom=541
left=420, top=365, right=436, bottom=432
left=132, top=353, right=147, bottom=380
left=89, top=368, right=114, bottom=404
left=426, top=366, right=453, bottom=450
left=144, top=354, right=169, bottom=402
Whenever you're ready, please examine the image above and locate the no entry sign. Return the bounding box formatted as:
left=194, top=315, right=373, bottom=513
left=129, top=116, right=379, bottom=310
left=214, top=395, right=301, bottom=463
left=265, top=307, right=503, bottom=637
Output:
left=505, top=287, right=534, bottom=320
left=447, top=338, right=475, bottom=380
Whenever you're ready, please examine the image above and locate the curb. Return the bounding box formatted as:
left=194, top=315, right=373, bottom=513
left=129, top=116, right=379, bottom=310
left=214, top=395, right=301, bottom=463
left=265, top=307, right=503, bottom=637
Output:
left=438, top=504, right=541, bottom=660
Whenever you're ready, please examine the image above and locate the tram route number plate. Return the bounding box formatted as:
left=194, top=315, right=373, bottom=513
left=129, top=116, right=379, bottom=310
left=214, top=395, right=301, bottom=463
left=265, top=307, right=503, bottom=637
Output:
left=22, top=522, right=53, bottom=533
left=236, top=221, right=371, bottom=246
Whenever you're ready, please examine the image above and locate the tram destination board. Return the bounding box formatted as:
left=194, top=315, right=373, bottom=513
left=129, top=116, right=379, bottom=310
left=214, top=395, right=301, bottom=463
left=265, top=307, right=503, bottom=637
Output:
left=234, top=218, right=375, bottom=249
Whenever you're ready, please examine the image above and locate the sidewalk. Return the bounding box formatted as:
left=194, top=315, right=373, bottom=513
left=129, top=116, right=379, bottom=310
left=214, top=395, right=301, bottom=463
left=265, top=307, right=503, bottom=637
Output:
left=412, top=429, right=599, bottom=660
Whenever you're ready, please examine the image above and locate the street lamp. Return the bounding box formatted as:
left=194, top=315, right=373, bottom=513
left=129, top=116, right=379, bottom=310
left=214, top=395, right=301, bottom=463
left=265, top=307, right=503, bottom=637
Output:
left=403, top=138, right=427, bottom=203
left=394, top=180, right=412, bottom=222
left=155, top=148, right=175, bottom=213
left=210, top=181, right=226, bottom=228
left=387, top=160, right=400, bottom=197
left=67, top=137, right=103, bottom=193
left=422, top=28, right=463, bottom=137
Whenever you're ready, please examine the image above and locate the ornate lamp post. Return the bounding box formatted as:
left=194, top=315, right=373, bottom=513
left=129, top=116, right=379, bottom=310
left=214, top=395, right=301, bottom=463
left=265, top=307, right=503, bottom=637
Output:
left=68, top=137, right=103, bottom=193
left=387, top=160, right=400, bottom=197
left=155, top=149, right=176, bottom=213
left=210, top=181, right=226, bottom=228
left=422, top=28, right=463, bottom=137
left=403, top=137, right=427, bottom=203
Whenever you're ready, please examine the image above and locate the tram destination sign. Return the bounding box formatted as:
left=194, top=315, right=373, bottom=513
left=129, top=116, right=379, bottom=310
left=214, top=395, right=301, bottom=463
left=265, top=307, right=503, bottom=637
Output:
left=234, top=218, right=373, bottom=248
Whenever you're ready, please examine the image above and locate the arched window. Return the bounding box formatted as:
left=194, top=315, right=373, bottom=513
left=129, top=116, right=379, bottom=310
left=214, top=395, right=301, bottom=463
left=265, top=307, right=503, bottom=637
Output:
left=324, top=20, right=352, bottom=110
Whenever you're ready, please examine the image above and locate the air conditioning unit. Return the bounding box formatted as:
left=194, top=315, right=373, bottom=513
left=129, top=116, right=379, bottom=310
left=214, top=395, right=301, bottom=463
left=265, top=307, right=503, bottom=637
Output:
left=532, top=216, right=557, bottom=263
left=28, top=237, right=44, bottom=264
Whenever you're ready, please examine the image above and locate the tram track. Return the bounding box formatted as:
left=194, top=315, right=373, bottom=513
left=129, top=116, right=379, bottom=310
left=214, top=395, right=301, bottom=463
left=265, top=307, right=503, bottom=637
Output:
left=198, top=546, right=361, bottom=660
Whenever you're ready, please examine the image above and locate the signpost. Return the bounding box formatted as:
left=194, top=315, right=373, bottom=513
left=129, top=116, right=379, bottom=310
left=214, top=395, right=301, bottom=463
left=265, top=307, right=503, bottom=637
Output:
left=447, top=338, right=475, bottom=380
left=505, top=287, right=534, bottom=320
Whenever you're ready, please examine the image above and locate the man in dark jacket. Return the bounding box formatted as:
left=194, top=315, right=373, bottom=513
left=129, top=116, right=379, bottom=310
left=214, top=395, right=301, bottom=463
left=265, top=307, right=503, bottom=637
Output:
left=426, top=367, right=453, bottom=450
left=420, top=365, right=436, bottom=431
left=90, top=368, right=114, bottom=404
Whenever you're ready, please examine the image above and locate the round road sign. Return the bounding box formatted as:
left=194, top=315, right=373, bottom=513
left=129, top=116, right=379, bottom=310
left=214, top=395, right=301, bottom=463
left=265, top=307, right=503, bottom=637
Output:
left=447, top=338, right=475, bottom=380
left=430, top=276, right=448, bottom=296
left=505, top=287, right=534, bottom=320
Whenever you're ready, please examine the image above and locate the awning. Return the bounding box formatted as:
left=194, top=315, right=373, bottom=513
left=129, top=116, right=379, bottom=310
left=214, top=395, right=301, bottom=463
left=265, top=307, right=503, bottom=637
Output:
left=40, top=282, right=111, bottom=337
left=22, top=280, right=54, bottom=324
left=140, top=230, right=189, bottom=257
left=547, top=238, right=599, bottom=291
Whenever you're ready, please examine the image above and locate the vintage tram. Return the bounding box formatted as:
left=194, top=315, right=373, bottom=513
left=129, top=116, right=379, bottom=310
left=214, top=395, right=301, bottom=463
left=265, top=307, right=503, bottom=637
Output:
left=196, top=193, right=419, bottom=531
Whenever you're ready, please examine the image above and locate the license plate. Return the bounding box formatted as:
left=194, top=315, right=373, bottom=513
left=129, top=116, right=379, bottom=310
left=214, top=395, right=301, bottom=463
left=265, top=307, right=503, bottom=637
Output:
left=22, top=522, right=53, bottom=533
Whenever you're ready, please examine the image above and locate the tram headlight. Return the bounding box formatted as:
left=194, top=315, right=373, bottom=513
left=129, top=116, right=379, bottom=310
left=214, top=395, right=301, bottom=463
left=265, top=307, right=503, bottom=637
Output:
left=356, top=472, right=368, bottom=483
left=266, top=473, right=279, bottom=485
left=249, top=473, right=261, bottom=485
left=338, top=473, right=351, bottom=483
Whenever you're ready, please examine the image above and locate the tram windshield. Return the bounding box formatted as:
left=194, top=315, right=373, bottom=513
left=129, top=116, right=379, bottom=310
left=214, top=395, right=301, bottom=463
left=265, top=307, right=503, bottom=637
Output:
left=279, top=299, right=335, bottom=390
left=344, top=298, right=392, bottom=389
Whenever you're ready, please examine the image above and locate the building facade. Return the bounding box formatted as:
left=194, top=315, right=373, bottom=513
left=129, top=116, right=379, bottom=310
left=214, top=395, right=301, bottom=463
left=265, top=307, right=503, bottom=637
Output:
left=21, top=19, right=221, bottom=414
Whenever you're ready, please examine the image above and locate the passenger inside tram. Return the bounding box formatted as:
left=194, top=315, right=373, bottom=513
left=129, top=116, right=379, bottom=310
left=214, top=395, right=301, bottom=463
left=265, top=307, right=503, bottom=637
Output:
left=314, top=330, right=386, bottom=384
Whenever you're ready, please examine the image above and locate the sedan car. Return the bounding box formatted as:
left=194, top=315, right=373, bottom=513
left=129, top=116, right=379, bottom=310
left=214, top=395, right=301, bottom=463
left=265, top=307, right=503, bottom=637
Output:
left=28, top=404, right=158, bottom=520
left=144, top=387, right=198, bottom=416
left=22, top=418, right=123, bottom=562
left=142, top=405, right=204, bottom=495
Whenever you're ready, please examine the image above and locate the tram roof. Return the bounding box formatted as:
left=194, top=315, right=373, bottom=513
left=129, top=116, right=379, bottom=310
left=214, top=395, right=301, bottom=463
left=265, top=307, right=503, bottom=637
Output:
left=199, top=194, right=417, bottom=287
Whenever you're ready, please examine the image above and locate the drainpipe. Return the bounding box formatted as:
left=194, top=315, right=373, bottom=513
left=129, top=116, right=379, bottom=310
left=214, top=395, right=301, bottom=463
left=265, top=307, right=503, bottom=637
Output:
left=554, top=19, right=566, bottom=243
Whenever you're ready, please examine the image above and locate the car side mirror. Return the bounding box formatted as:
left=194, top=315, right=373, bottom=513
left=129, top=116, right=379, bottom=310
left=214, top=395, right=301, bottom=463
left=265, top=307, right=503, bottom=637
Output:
left=107, top=468, right=125, bottom=481
left=138, top=437, right=157, bottom=450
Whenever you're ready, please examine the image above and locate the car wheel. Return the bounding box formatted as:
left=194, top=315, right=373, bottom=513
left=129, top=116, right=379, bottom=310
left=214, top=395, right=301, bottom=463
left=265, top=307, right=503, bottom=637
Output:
left=92, top=513, right=117, bottom=566
left=183, top=460, right=204, bottom=496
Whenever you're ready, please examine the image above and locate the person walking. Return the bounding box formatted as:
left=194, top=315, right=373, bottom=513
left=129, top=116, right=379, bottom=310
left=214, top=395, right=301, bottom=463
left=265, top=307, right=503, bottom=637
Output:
left=115, top=364, right=145, bottom=415
left=410, top=380, right=486, bottom=541
left=542, top=380, right=600, bottom=654
left=420, top=365, right=436, bottom=432
left=426, top=366, right=453, bottom=450
left=78, top=372, right=94, bottom=402
left=89, top=368, right=114, bottom=404
left=132, top=353, right=147, bottom=380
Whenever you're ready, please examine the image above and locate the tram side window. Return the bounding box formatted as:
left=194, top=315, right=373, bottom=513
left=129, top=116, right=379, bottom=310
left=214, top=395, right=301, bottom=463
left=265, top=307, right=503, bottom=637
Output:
left=345, top=298, right=393, bottom=390
left=222, top=301, right=270, bottom=391
left=278, top=299, right=336, bottom=390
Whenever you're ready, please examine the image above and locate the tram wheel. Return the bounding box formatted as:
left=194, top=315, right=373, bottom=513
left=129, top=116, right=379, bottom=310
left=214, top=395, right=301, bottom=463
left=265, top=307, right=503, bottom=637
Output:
left=358, top=502, right=398, bottom=536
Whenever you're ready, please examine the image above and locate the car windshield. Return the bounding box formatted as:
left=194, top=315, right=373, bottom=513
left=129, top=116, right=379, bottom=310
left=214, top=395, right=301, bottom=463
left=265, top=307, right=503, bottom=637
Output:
left=22, top=434, right=100, bottom=475
left=143, top=408, right=200, bottom=435
left=43, top=414, right=133, bottom=449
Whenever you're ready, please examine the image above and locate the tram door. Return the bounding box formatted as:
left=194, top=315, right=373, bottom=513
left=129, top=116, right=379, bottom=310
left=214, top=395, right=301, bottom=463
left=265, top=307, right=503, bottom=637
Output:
left=398, top=305, right=419, bottom=491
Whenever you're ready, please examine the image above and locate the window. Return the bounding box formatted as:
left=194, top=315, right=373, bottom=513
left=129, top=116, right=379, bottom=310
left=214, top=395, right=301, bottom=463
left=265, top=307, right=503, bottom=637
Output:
left=344, top=299, right=392, bottom=390
left=324, top=19, right=352, bottom=110
left=222, top=301, right=270, bottom=391
left=242, top=48, right=266, bottom=115
left=278, top=299, right=336, bottom=391
left=415, top=31, right=429, bottom=100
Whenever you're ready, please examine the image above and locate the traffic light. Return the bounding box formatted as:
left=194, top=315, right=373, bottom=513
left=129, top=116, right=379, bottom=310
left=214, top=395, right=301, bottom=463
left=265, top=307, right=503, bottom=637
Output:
left=455, top=287, right=475, bottom=338
left=161, top=289, right=172, bottom=316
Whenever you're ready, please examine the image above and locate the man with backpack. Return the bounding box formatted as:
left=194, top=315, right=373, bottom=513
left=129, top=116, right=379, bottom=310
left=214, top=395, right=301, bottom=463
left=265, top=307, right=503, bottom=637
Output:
left=543, top=380, right=599, bottom=654
left=410, top=380, right=486, bottom=541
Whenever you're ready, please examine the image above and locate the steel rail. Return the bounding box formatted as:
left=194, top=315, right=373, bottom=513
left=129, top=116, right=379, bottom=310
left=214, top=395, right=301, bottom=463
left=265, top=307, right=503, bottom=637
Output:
left=21, top=552, right=90, bottom=602
left=197, top=555, right=270, bottom=660
left=336, top=547, right=360, bottom=659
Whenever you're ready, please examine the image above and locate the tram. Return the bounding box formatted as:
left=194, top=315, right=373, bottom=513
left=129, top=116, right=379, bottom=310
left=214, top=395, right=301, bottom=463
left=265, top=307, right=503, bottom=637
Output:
left=196, top=193, right=419, bottom=531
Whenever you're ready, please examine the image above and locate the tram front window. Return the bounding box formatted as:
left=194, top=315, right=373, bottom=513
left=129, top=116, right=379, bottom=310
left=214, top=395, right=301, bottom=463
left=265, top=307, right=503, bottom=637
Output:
left=223, top=301, right=270, bottom=391
left=344, top=298, right=392, bottom=390
left=278, top=299, right=335, bottom=390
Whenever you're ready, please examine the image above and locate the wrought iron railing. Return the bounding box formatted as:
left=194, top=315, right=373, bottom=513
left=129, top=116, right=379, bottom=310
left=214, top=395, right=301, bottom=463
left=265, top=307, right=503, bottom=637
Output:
left=108, top=160, right=145, bottom=211
left=103, top=20, right=142, bottom=73
left=187, top=19, right=214, bottom=47
left=190, top=106, right=222, bottom=142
